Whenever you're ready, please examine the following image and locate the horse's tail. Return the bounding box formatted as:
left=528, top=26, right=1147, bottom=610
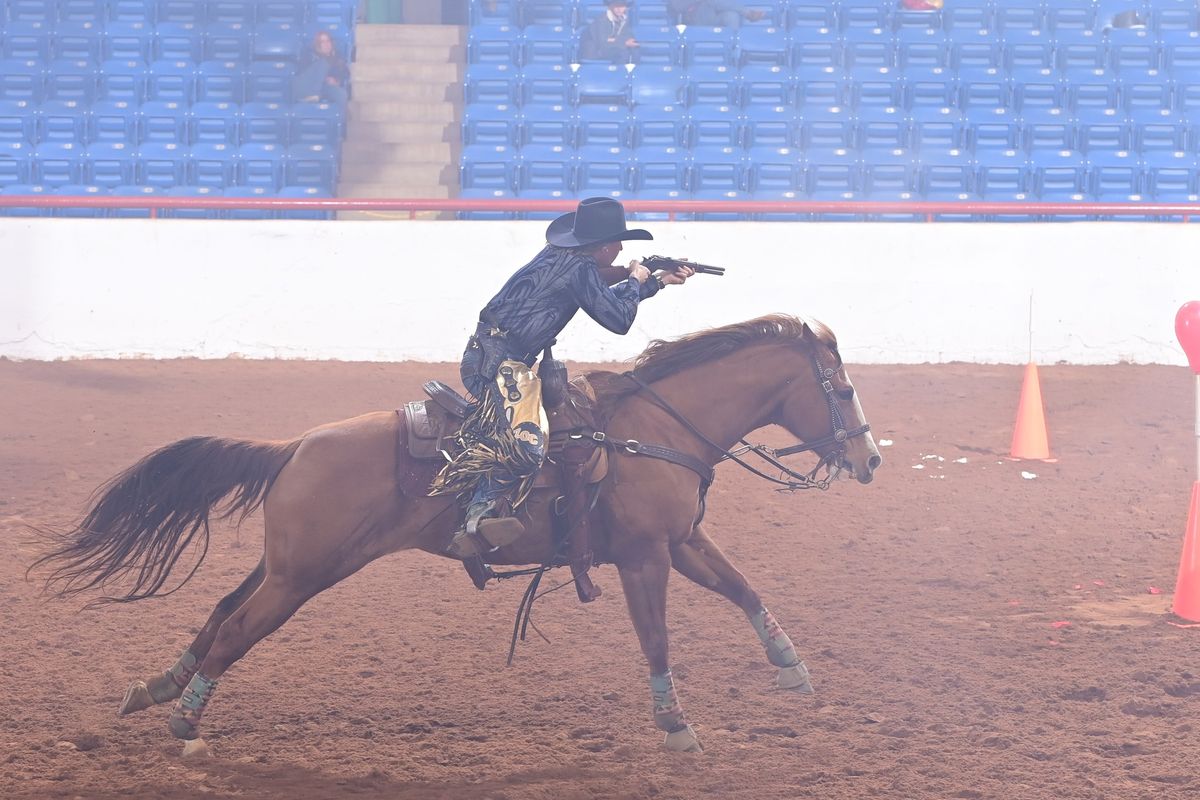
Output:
left=29, top=436, right=302, bottom=606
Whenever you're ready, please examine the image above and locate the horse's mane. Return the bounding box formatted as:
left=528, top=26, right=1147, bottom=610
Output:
left=586, top=314, right=836, bottom=409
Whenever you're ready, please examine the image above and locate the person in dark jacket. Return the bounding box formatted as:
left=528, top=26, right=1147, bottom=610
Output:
left=668, top=0, right=766, bottom=28
left=433, top=197, right=694, bottom=557
left=291, top=30, right=350, bottom=109
left=580, top=0, right=639, bottom=63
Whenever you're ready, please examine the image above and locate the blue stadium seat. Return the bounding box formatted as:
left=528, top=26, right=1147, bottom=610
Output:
left=1163, top=32, right=1200, bottom=75
left=456, top=186, right=517, bottom=221
left=35, top=99, right=85, bottom=143
left=742, top=103, right=792, bottom=148
left=896, top=28, right=947, bottom=69
left=681, top=26, right=736, bottom=67
left=790, top=27, right=840, bottom=69
left=88, top=100, right=137, bottom=143
left=463, top=102, right=519, bottom=146
left=236, top=141, right=284, bottom=188
left=2, top=21, right=51, bottom=61
left=740, top=64, right=791, bottom=106
left=841, top=27, right=893, bottom=69
left=158, top=184, right=221, bottom=219
left=138, top=100, right=187, bottom=142
left=106, top=183, right=159, bottom=215
left=58, top=0, right=103, bottom=21
left=519, top=63, right=571, bottom=105
left=240, top=101, right=289, bottom=144
left=1045, top=0, right=1095, bottom=35
left=860, top=146, right=915, bottom=194
left=156, top=0, right=203, bottom=23
left=206, top=0, right=253, bottom=25
left=46, top=59, right=96, bottom=102
left=803, top=146, right=859, bottom=195
left=854, top=107, right=906, bottom=149
left=6, top=0, right=55, bottom=22
left=1086, top=149, right=1141, bottom=203
left=245, top=61, right=292, bottom=103
left=467, top=24, right=519, bottom=63
left=461, top=143, right=516, bottom=191
left=975, top=150, right=1037, bottom=219
left=1002, top=31, right=1053, bottom=71
left=469, top=0, right=513, bottom=26
left=257, top=0, right=304, bottom=25
left=950, top=33, right=1001, bottom=70
left=967, top=106, right=1021, bottom=151
left=745, top=145, right=801, bottom=191
left=1065, top=68, right=1120, bottom=111
left=204, top=23, right=254, bottom=62
left=630, top=145, right=686, bottom=191
left=97, top=59, right=147, bottom=103
left=1154, top=4, right=1200, bottom=32
left=290, top=102, right=341, bottom=146
left=575, top=63, right=628, bottom=105
left=136, top=141, right=186, bottom=186
left=516, top=143, right=575, bottom=191
left=795, top=66, right=845, bottom=107
left=517, top=0, right=571, bottom=27
left=0, top=99, right=34, bottom=143
left=910, top=106, right=964, bottom=150
left=632, top=0, right=673, bottom=27
left=688, top=65, right=738, bottom=106
left=629, top=64, right=681, bottom=106
left=1057, top=42, right=1107, bottom=71
left=1031, top=148, right=1088, bottom=199
left=189, top=101, right=239, bottom=145
left=196, top=60, right=243, bottom=103
left=103, top=22, right=153, bottom=62
left=0, top=141, right=33, bottom=185
left=147, top=60, right=196, bottom=103
left=687, top=104, right=740, bottom=147
left=574, top=104, right=630, bottom=147
left=0, top=182, right=49, bottom=215
left=918, top=147, right=973, bottom=195
left=1129, top=107, right=1184, bottom=152
left=107, top=0, right=154, bottom=23
left=154, top=22, right=203, bottom=62
left=1009, top=68, right=1063, bottom=112
left=628, top=25, right=681, bottom=65
left=186, top=141, right=236, bottom=187
left=465, top=63, right=518, bottom=105
left=84, top=140, right=135, bottom=187
left=285, top=142, right=336, bottom=190
left=575, top=144, right=632, bottom=191
left=630, top=104, right=686, bottom=147
left=50, top=21, right=101, bottom=62
left=904, top=66, right=955, bottom=109
left=32, top=140, right=84, bottom=185
left=1118, top=69, right=1173, bottom=113
left=942, top=1, right=990, bottom=32
left=277, top=184, right=333, bottom=219
left=252, top=23, right=302, bottom=62
left=309, top=0, right=356, bottom=29
left=50, top=183, right=106, bottom=218
left=517, top=187, right=578, bottom=221
left=749, top=188, right=805, bottom=221
left=692, top=188, right=748, bottom=220
left=798, top=104, right=854, bottom=148
left=788, top=2, right=835, bottom=30
left=893, top=5, right=942, bottom=34
left=957, top=67, right=1007, bottom=110
left=625, top=188, right=692, bottom=222
left=519, top=24, right=572, bottom=65
left=1107, top=28, right=1159, bottom=73
left=849, top=67, right=902, bottom=109
left=520, top=103, right=572, bottom=145
left=994, top=3, right=1042, bottom=32
left=1143, top=150, right=1198, bottom=200
left=688, top=145, right=744, bottom=191
left=222, top=184, right=273, bottom=219
left=1019, top=107, right=1074, bottom=151
left=839, top=1, right=889, bottom=31
left=1075, top=107, right=1131, bottom=152
left=740, top=0, right=784, bottom=27
left=737, top=26, right=789, bottom=67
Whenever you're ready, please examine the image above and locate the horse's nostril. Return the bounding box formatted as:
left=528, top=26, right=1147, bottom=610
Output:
left=868, top=455, right=882, bottom=471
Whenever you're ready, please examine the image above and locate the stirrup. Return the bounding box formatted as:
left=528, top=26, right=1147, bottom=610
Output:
left=446, top=502, right=526, bottom=557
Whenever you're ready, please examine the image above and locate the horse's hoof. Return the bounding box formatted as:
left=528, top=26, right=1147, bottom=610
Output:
left=118, top=681, right=155, bottom=716
left=663, top=724, right=703, bottom=753
left=180, top=738, right=210, bottom=759
left=777, top=662, right=814, bottom=693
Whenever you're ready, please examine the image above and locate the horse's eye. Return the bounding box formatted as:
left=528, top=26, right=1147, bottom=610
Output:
left=836, top=388, right=855, bottom=401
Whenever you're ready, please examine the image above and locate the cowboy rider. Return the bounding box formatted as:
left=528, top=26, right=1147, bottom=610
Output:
left=433, top=196, right=695, bottom=557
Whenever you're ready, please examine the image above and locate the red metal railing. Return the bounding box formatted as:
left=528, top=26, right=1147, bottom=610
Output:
left=0, top=196, right=1197, bottom=221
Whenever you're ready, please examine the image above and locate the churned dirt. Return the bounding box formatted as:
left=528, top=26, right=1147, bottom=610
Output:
left=1, top=357, right=1198, bottom=800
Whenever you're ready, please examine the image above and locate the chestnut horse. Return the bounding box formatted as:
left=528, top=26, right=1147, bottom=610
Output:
left=33, top=314, right=881, bottom=753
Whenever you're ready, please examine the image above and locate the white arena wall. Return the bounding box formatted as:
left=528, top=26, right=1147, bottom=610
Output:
left=1, top=218, right=1193, bottom=365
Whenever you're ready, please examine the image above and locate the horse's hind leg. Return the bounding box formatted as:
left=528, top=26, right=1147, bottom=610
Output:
left=669, top=525, right=813, bottom=693
left=118, top=558, right=266, bottom=716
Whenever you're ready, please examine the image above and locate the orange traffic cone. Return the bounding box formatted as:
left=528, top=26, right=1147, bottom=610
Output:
left=1172, top=482, right=1200, bottom=623
left=1010, top=362, right=1051, bottom=460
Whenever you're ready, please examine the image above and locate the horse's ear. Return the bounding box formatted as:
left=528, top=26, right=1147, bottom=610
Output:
left=800, top=321, right=812, bottom=339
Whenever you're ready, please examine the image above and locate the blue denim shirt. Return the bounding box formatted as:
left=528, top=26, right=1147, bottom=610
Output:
left=479, top=244, right=660, bottom=363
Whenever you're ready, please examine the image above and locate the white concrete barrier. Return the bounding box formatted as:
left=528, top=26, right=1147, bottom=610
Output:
left=1, top=218, right=1192, bottom=365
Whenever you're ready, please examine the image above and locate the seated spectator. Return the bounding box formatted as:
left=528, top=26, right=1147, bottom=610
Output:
left=580, top=0, right=639, bottom=64
left=900, top=0, right=942, bottom=11
left=668, top=0, right=766, bottom=29
left=292, top=31, right=350, bottom=109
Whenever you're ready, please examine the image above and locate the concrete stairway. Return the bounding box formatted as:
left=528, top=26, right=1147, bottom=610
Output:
left=337, top=24, right=464, bottom=219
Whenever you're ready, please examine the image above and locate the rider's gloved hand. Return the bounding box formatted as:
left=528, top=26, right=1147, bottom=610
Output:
left=628, top=261, right=651, bottom=284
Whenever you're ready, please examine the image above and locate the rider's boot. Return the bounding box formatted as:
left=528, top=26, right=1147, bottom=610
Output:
left=447, top=499, right=525, bottom=558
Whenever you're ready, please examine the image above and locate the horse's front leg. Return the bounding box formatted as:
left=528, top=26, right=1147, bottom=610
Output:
left=669, top=525, right=813, bottom=693
left=616, top=547, right=703, bottom=753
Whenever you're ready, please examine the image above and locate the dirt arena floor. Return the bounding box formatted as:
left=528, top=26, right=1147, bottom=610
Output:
left=1, top=356, right=1198, bottom=800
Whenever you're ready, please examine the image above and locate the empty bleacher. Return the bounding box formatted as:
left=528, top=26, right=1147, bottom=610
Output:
left=459, top=0, right=1200, bottom=220
left=0, top=0, right=356, bottom=217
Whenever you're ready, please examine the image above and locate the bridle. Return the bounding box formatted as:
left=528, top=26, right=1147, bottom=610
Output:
left=615, top=343, right=871, bottom=492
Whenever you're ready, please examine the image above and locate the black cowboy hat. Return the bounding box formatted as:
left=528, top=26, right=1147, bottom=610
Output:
left=545, top=197, right=653, bottom=248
